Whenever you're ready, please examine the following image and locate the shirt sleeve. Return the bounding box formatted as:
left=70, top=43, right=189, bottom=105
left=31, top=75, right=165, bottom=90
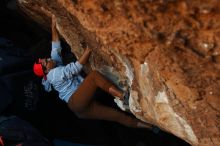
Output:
left=62, top=61, right=83, bottom=79
left=42, top=78, right=52, bottom=92
left=51, top=41, right=63, bottom=66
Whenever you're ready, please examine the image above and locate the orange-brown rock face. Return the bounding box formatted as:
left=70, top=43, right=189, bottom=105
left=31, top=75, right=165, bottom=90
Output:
left=17, top=0, right=220, bottom=145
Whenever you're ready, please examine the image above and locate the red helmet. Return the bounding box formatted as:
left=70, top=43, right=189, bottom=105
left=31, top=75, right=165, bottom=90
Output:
left=33, top=59, right=44, bottom=77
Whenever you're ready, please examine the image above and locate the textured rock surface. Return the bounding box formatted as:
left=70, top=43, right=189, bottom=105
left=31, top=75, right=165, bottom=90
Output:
left=17, top=0, right=220, bottom=145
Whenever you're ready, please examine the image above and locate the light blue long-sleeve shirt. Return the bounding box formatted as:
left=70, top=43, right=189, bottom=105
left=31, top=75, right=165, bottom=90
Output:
left=42, top=41, right=84, bottom=103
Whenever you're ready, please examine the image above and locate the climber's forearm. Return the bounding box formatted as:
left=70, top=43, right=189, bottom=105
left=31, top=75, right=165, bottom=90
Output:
left=52, top=15, right=59, bottom=42
left=78, top=48, right=91, bottom=65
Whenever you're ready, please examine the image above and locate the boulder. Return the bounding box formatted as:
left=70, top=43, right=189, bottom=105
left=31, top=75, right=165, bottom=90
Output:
left=17, top=0, right=220, bottom=145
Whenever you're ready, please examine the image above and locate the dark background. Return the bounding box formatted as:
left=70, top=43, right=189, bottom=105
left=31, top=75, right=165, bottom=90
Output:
left=0, top=0, right=191, bottom=146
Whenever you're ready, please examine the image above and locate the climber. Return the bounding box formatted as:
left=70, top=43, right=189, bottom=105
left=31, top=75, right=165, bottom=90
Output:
left=33, top=15, right=154, bottom=129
